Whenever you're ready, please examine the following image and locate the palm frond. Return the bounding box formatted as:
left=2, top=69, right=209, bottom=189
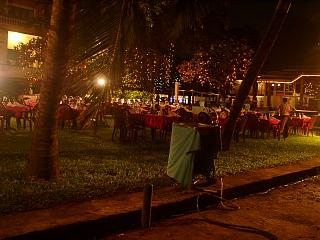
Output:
left=70, top=0, right=149, bottom=86
left=66, top=0, right=152, bottom=127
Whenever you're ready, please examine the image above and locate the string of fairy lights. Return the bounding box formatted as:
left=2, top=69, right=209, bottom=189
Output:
left=176, top=38, right=254, bottom=92
left=14, top=35, right=320, bottom=100
left=122, top=44, right=174, bottom=92
left=304, top=81, right=320, bottom=98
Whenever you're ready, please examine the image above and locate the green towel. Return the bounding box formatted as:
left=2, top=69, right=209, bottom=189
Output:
left=167, top=123, right=201, bottom=188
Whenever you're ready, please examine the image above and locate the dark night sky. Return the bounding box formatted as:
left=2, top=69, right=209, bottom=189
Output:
left=229, top=0, right=320, bottom=71
left=229, top=0, right=277, bottom=33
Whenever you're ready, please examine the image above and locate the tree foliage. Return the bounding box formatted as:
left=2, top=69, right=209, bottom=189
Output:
left=14, top=37, right=46, bottom=91
left=13, top=0, right=238, bottom=97
left=13, top=0, right=255, bottom=102
left=176, top=38, right=254, bottom=94
left=113, top=89, right=154, bottom=102
left=121, top=45, right=175, bottom=92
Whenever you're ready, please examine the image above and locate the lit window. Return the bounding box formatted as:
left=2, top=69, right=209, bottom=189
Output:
left=7, top=31, right=39, bottom=49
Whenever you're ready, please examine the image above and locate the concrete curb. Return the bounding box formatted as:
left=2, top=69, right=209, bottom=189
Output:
left=3, top=161, right=320, bottom=240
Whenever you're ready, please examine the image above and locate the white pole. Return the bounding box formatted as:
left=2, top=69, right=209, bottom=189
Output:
left=174, top=82, right=179, bottom=103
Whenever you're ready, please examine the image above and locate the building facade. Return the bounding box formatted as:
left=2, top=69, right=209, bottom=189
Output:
left=0, top=0, right=50, bottom=96
left=257, top=70, right=320, bottom=111
left=230, top=69, right=320, bottom=112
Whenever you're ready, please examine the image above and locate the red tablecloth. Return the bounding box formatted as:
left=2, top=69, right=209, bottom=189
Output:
left=269, top=119, right=280, bottom=125
left=18, top=95, right=39, bottom=108
left=5, top=103, right=31, bottom=118
left=302, top=117, right=311, bottom=123
left=144, top=114, right=178, bottom=130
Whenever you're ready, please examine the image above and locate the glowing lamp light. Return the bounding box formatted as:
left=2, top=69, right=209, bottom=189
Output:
left=9, top=32, right=22, bottom=43
left=7, top=31, right=39, bottom=49
left=97, top=78, right=106, bottom=87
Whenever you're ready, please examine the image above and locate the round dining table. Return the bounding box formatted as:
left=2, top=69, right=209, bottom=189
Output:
left=5, top=102, right=31, bottom=118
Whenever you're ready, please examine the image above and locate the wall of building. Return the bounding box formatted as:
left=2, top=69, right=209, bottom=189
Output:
left=0, top=29, right=7, bottom=64
left=0, top=0, right=49, bottom=96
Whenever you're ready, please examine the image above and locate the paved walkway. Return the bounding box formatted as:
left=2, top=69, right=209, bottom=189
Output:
left=1, top=158, right=320, bottom=240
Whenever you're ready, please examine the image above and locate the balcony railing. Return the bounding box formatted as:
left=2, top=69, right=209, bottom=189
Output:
left=0, top=15, right=23, bottom=26
left=0, top=14, right=44, bottom=28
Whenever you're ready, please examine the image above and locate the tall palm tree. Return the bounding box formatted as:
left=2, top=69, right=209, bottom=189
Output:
left=222, top=0, right=293, bottom=150
left=26, top=0, right=77, bottom=180
left=26, top=0, right=155, bottom=179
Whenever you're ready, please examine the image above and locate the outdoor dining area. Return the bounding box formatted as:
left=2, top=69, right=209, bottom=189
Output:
left=0, top=94, right=85, bottom=132
left=1, top=93, right=320, bottom=143
left=233, top=111, right=319, bottom=142
left=102, top=100, right=320, bottom=144
left=0, top=95, right=38, bottom=132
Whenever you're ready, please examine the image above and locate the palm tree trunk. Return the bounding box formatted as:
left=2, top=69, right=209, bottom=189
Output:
left=27, top=0, right=77, bottom=180
left=222, top=0, right=293, bottom=151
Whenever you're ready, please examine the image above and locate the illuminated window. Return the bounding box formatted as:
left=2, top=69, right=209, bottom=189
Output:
left=7, top=31, right=39, bottom=49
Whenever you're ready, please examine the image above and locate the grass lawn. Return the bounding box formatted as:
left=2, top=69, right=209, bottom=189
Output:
left=1, top=126, right=320, bottom=215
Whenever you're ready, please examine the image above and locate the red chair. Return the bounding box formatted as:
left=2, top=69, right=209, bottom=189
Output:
left=302, top=117, right=316, bottom=136
left=127, top=112, right=145, bottom=143
left=234, top=113, right=259, bottom=142
left=112, top=107, right=128, bottom=142
left=160, top=116, right=178, bottom=141
left=258, top=119, right=272, bottom=138
left=244, top=113, right=259, bottom=138
left=97, top=102, right=114, bottom=126
left=58, top=104, right=79, bottom=129
left=289, top=118, right=303, bottom=135
left=234, top=115, right=247, bottom=143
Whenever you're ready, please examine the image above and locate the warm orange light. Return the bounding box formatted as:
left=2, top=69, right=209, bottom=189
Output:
left=9, top=32, right=22, bottom=44
left=258, top=74, right=320, bottom=84
left=289, top=74, right=320, bottom=84
left=7, top=31, right=39, bottom=49
left=97, top=78, right=106, bottom=86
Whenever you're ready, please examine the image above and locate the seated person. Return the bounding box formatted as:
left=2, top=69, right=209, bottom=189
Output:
left=219, top=109, right=229, bottom=119
left=167, top=106, right=179, bottom=117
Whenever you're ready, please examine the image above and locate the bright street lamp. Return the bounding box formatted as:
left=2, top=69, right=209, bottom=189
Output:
left=97, top=78, right=106, bottom=87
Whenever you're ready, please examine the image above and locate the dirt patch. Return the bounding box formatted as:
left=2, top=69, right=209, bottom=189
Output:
left=105, top=176, right=320, bottom=240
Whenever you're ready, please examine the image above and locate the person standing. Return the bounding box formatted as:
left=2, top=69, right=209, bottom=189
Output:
left=278, top=97, right=295, bottom=139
